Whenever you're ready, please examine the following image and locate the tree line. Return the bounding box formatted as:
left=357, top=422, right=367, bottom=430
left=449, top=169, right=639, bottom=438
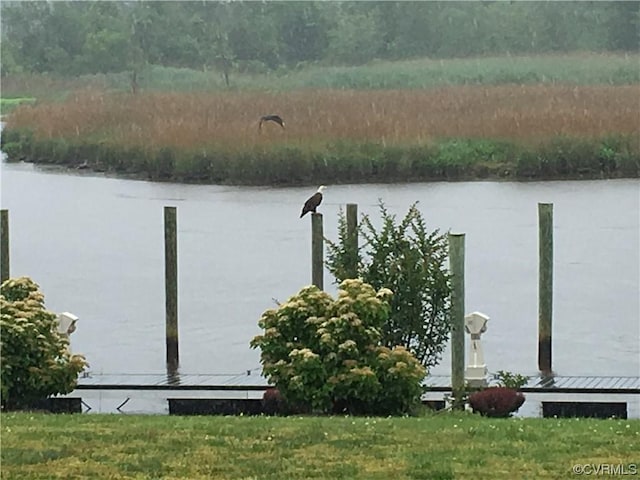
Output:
left=1, top=1, right=638, bottom=78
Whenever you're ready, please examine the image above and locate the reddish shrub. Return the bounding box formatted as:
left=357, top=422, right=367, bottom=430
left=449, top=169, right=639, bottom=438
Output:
left=261, top=388, right=288, bottom=415
left=469, top=387, right=525, bottom=418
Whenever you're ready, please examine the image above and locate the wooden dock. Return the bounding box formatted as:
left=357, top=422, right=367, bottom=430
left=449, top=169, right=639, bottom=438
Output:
left=75, top=372, right=640, bottom=394
left=46, top=372, right=637, bottom=418
left=76, top=372, right=271, bottom=391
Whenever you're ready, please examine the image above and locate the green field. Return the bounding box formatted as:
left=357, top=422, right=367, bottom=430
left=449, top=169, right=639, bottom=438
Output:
left=1, top=412, right=638, bottom=479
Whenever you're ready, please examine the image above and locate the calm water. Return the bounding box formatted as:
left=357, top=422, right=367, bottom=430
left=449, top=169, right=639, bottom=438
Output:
left=1, top=162, right=638, bottom=379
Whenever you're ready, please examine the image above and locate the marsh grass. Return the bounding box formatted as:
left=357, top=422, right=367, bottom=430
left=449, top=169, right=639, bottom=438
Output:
left=287, top=52, right=640, bottom=90
left=7, top=85, right=640, bottom=147
left=3, top=84, right=638, bottom=184
left=1, top=412, right=638, bottom=479
left=2, top=52, right=638, bottom=100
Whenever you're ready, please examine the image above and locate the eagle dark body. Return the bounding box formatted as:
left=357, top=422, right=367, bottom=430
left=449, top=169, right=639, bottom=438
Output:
left=259, top=114, right=285, bottom=130
left=300, top=192, right=322, bottom=218
left=300, top=186, right=326, bottom=218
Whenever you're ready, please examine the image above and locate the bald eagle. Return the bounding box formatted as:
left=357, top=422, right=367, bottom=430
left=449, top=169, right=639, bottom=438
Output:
left=300, top=186, right=326, bottom=218
left=259, top=114, right=285, bottom=131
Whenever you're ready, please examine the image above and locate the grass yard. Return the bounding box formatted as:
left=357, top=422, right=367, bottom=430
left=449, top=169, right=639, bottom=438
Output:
left=1, top=412, right=638, bottom=479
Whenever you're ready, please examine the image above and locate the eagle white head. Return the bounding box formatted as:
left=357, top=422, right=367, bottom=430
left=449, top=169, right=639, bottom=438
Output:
left=317, top=185, right=327, bottom=193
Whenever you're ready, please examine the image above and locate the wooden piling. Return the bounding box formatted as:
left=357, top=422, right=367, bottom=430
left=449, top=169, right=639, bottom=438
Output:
left=0, top=209, right=8, bottom=284
left=164, top=206, right=179, bottom=369
left=346, top=203, right=358, bottom=278
left=538, top=203, right=553, bottom=374
left=448, top=233, right=465, bottom=408
left=311, top=212, right=324, bottom=290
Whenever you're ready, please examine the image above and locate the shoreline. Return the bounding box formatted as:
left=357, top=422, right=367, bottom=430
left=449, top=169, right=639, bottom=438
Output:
left=3, top=158, right=637, bottom=187
left=2, top=131, right=638, bottom=187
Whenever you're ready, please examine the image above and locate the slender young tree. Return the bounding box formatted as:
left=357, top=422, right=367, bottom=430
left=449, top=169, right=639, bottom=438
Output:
left=327, top=201, right=451, bottom=369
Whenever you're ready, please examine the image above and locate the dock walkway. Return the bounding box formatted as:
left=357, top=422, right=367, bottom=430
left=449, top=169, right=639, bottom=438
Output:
left=56, top=372, right=639, bottom=417
left=76, top=372, right=640, bottom=394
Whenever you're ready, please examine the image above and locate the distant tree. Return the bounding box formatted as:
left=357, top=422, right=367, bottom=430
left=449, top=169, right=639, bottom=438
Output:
left=606, top=1, right=640, bottom=51
left=82, top=3, right=131, bottom=74
left=1, top=1, right=636, bottom=76
left=326, top=201, right=451, bottom=369
left=431, top=3, right=487, bottom=57
left=274, top=2, right=330, bottom=65
left=326, top=5, right=384, bottom=64
left=375, top=2, right=438, bottom=59
left=189, top=2, right=237, bottom=86
left=1, top=2, right=58, bottom=74
left=226, top=2, right=281, bottom=69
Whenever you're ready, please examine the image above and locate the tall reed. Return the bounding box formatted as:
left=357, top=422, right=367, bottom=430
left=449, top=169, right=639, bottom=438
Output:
left=7, top=85, right=640, bottom=149
left=4, top=85, right=638, bottom=185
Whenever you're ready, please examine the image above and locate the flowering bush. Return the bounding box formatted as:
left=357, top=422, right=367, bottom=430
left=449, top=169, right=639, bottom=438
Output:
left=468, top=387, right=525, bottom=418
left=1, top=277, right=87, bottom=409
left=250, top=279, right=426, bottom=415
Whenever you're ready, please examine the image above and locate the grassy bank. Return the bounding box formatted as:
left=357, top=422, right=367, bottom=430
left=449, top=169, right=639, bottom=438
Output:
left=2, top=84, right=638, bottom=185
left=3, top=131, right=638, bottom=185
left=0, top=97, right=36, bottom=115
left=2, top=412, right=638, bottom=479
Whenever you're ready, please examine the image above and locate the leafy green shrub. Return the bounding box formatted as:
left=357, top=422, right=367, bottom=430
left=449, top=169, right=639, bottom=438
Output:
left=151, top=147, right=176, bottom=180
left=250, top=279, right=426, bottom=415
left=175, top=152, right=213, bottom=182
left=468, top=387, right=525, bottom=418
left=127, top=145, right=152, bottom=174
left=515, top=136, right=640, bottom=179
left=65, top=142, right=101, bottom=168
left=327, top=202, right=451, bottom=369
left=493, top=370, right=529, bottom=390
left=617, top=154, right=640, bottom=177
left=0, top=127, right=22, bottom=147
left=515, top=150, right=542, bottom=178
left=0, top=277, right=87, bottom=410
left=47, top=139, right=70, bottom=165
left=1, top=142, right=23, bottom=161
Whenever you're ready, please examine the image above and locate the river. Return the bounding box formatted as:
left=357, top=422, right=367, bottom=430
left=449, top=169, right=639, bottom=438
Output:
left=1, top=161, right=638, bottom=380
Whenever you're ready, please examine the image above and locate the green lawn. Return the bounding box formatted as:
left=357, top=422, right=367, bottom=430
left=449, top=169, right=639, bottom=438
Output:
left=1, top=412, right=638, bottom=479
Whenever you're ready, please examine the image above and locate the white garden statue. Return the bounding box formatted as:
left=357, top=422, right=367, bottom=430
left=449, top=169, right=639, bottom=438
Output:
left=464, top=311, right=489, bottom=387
left=57, top=312, right=78, bottom=337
